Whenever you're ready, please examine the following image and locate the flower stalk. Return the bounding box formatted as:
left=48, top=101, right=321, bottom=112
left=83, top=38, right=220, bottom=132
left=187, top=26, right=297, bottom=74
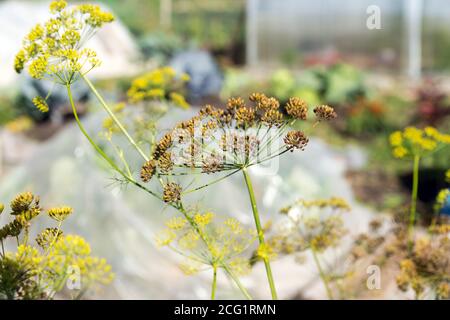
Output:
left=408, top=155, right=420, bottom=246
left=311, top=247, right=333, bottom=300
left=242, top=167, right=278, bottom=300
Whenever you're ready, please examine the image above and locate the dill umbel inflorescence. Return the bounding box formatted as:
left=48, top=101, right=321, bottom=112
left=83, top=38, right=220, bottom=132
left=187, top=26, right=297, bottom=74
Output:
left=14, top=0, right=114, bottom=113
left=140, top=93, right=336, bottom=186
left=156, top=212, right=256, bottom=276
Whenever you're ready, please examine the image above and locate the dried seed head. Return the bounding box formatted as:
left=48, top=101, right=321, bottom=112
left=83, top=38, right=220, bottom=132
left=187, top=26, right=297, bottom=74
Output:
left=313, top=105, right=337, bottom=121
left=141, top=159, right=158, bottom=182
left=235, top=106, right=256, bottom=127
left=249, top=92, right=267, bottom=103
left=284, top=131, right=309, bottom=151
left=202, top=154, right=223, bottom=174
left=285, top=97, right=308, bottom=120
left=226, top=97, right=245, bottom=111
left=158, top=152, right=174, bottom=173
left=261, top=109, right=284, bottom=127
left=162, top=183, right=182, bottom=203
left=10, top=192, right=34, bottom=214
left=36, top=227, right=63, bottom=249
left=153, top=132, right=173, bottom=160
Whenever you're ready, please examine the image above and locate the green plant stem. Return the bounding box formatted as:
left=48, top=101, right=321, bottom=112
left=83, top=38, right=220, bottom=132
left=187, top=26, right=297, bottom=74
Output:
left=223, top=264, right=252, bottom=300
left=81, top=74, right=149, bottom=162
left=408, top=155, right=420, bottom=246
left=211, top=265, right=217, bottom=300
left=242, top=167, right=278, bottom=300
left=311, top=248, right=333, bottom=300
left=68, top=82, right=254, bottom=300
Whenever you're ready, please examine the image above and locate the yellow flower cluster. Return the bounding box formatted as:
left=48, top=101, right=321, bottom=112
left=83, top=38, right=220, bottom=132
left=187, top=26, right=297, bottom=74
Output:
left=434, top=189, right=449, bottom=214
left=156, top=213, right=256, bottom=276
left=0, top=191, right=114, bottom=299
left=0, top=192, right=41, bottom=241
left=127, top=67, right=190, bottom=109
left=32, top=96, right=49, bottom=113
left=14, top=234, right=114, bottom=291
left=256, top=243, right=277, bottom=261
left=47, top=206, right=73, bottom=222
left=446, top=169, right=450, bottom=183
left=14, top=1, right=113, bottom=84
left=274, top=197, right=350, bottom=253
left=389, top=126, right=450, bottom=159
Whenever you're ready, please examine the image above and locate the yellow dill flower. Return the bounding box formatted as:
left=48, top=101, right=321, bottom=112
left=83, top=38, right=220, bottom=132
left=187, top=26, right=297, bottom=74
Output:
left=32, top=96, right=49, bottom=113
left=165, top=216, right=187, bottom=230
left=389, top=126, right=450, bottom=159
left=15, top=245, right=43, bottom=273
left=228, top=257, right=251, bottom=276
left=14, top=2, right=114, bottom=84
left=434, top=189, right=450, bottom=214
left=49, top=0, right=67, bottom=13
left=155, top=229, right=176, bottom=247
left=0, top=203, right=4, bottom=215
left=147, top=88, right=165, bottom=99
left=14, top=50, right=26, bottom=73
left=47, top=206, right=73, bottom=222
left=276, top=197, right=349, bottom=253
left=181, top=73, right=190, bottom=82
left=52, top=234, right=91, bottom=256
left=127, top=67, right=190, bottom=110
left=170, top=92, right=189, bottom=109
left=393, top=146, right=408, bottom=159
left=156, top=213, right=256, bottom=276
left=193, top=212, right=214, bottom=227
left=257, top=243, right=277, bottom=261
left=179, top=262, right=201, bottom=275
left=389, top=131, right=403, bottom=147
left=446, top=169, right=450, bottom=183
left=224, top=218, right=244, bottom=234
left=179, top=230, right=200, bottom=250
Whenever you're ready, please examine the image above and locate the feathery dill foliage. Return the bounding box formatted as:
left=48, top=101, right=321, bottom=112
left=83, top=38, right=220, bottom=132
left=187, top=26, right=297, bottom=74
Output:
left=140, top=93, right=335, bottom=187
left=156, top=212, right=256, bottom=276
left=14, top=0, right=114, bottom=113
left=0, top=192, right=113, bottom=300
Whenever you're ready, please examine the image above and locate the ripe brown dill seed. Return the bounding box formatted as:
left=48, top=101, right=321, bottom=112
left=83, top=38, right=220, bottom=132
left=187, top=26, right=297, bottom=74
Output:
left=284, top=131, right=309, bottom=151
left=163, top=183, right=182, bottom=203
left=314, top=105, right=337, bottom=121
left=141, top=159, right=157, bottom=182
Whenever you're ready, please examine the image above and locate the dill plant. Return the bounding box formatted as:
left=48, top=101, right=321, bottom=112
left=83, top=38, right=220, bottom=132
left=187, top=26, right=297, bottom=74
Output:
left=14, top=0, right=253, bottom=299
left=0, top=192, right=113, bottom=299
left=14, top=1, right=338, bottom=300
left=141, top=95, right=336, bottom=299
left=389, top=127, right=450, bottom=245
left=270, top=197, right=350, bottom=299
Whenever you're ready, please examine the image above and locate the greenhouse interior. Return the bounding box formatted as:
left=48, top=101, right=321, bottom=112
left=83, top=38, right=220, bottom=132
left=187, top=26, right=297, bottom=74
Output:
left=0, top=0, right=449, bottom=303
